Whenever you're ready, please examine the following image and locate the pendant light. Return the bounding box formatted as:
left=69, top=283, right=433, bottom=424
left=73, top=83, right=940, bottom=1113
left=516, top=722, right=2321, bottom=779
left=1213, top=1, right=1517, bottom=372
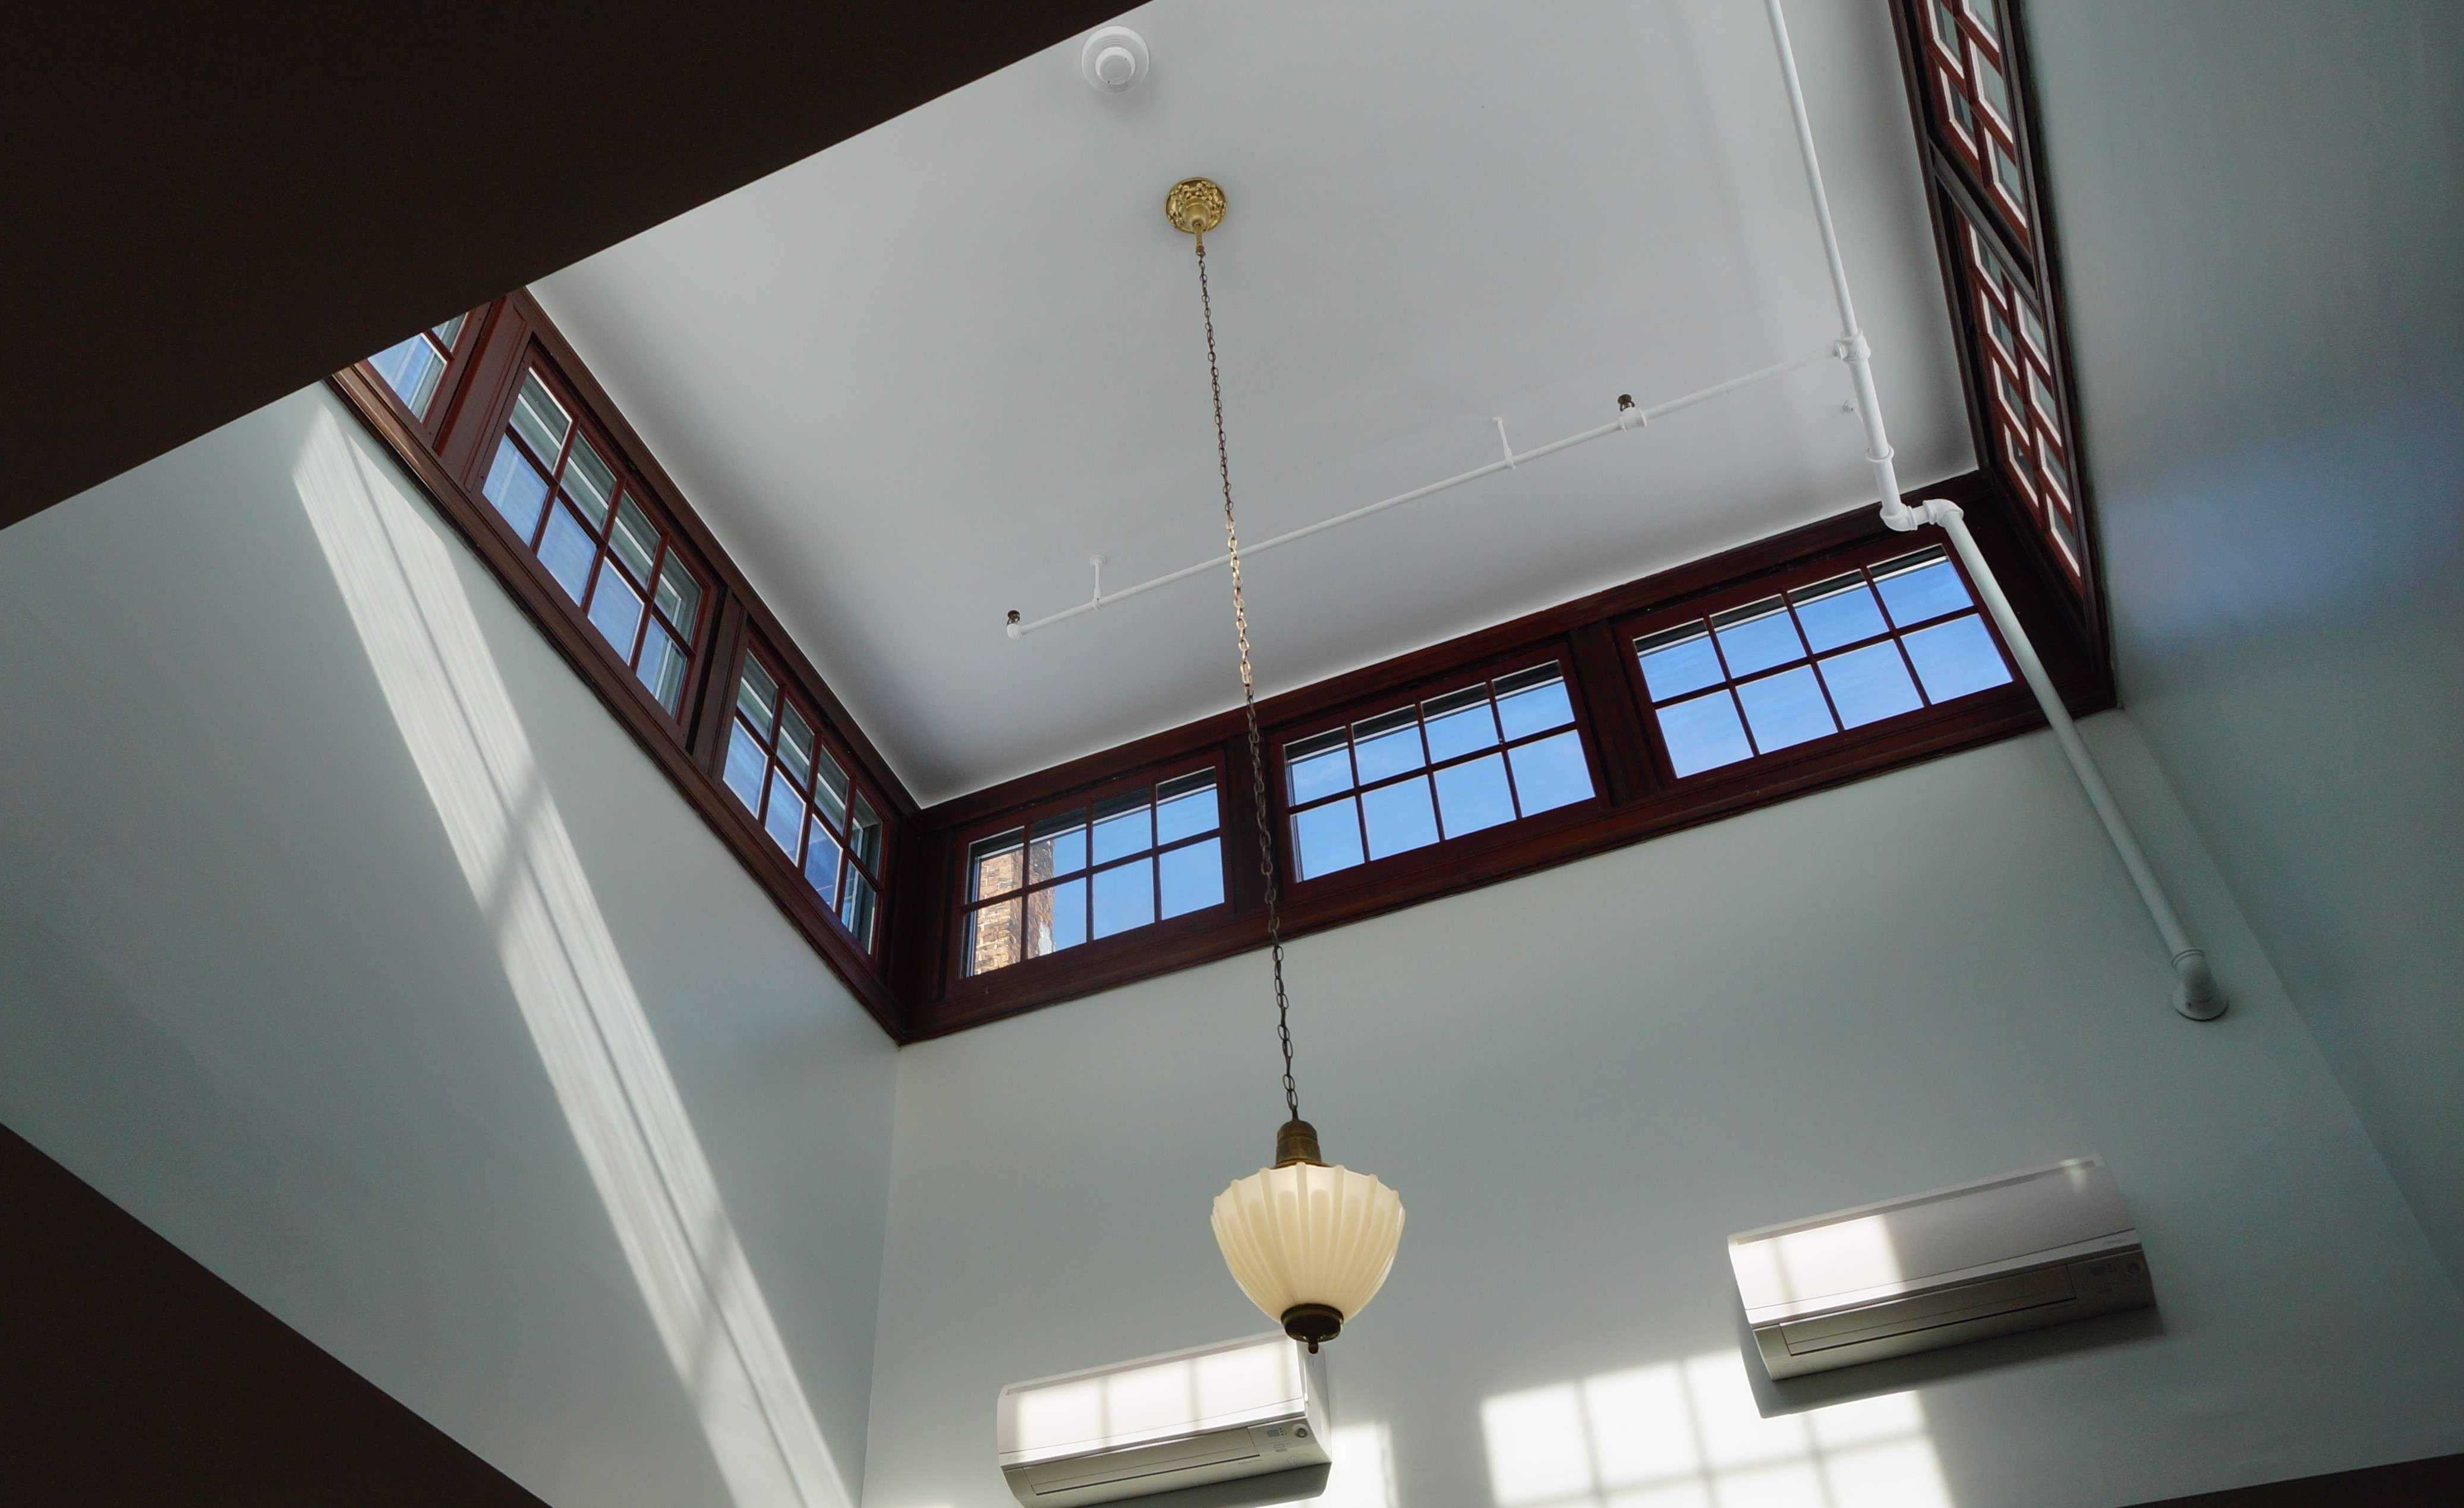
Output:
left=1169, top=176, right=1406, bottom=1354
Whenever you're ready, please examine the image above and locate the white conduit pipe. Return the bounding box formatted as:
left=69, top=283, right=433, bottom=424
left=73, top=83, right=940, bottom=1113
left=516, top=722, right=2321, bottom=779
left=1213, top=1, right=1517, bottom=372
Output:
left=1004, top=346, right=1837, bottom=638
left=1762, top=0, right=2222, bottom=1020
left=1885, top=500, right=2223, bottom=1018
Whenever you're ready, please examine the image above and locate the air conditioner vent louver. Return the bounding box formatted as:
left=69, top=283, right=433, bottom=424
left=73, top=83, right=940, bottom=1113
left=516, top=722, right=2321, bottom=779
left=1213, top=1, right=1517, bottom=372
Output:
left=1729, top=1156, right=2156, bottom=1379
left=997, top=1334, right=1330, bottom=1506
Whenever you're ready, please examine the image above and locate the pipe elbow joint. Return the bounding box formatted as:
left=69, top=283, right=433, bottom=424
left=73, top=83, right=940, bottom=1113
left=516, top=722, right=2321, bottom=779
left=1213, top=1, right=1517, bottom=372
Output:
left=2172, top=949, right=2226, bottom=1021
left=1879, top=497, right=1963, bottom=532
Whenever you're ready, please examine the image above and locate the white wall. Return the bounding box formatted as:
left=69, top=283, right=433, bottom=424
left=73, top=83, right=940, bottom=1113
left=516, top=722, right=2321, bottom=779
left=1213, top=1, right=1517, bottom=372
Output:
left=861, top=718, right=2464, bottom=1508
left=2024, top=1, right=2464, bottom=1283
left=0, top=388, right=897, bottom=1508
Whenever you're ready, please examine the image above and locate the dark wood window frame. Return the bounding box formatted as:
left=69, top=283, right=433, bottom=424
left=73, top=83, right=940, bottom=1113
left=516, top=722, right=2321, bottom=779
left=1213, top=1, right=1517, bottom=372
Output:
left=1619, top=538, right=2019, bottom=789
left=1271, top=646, right=1608, bottom=900
left=332, top=291, right=914, bottom=1036
left=364, top=311, right=481, bottom=441
left=944, top=752, right=1232, bottom=999
left=467, top=355, right=713, bottom=727
left=900, top=471, right=2104, bottom=1040
left=717, top=638, right=894, bottom=957
left=1885, top=0, right=2113, bottom=686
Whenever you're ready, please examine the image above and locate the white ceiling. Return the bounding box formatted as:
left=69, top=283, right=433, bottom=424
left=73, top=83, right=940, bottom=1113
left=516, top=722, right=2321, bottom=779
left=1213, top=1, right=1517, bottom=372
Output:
left=535, top=0, right=1970, bottom=804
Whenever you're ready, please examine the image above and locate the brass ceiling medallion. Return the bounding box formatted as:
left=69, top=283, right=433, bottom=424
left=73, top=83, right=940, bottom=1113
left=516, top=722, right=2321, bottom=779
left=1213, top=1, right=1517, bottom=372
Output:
left=1165, top=176, right=1227, bottom=239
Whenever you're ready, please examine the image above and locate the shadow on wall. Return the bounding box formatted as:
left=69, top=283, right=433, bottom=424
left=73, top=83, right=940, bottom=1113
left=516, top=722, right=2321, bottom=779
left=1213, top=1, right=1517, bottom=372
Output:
left=292, top=409, right=853, bottom=1508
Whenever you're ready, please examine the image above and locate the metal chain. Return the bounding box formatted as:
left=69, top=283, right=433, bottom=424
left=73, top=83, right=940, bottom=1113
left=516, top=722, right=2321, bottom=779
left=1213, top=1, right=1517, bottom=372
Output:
left=1195, top=238, right=1299, bottom=1127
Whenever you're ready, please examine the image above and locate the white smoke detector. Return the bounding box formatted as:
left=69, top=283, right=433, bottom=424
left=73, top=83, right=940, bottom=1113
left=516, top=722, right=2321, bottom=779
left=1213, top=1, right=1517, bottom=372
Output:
left=1080, top=26, right=1149, bottom=93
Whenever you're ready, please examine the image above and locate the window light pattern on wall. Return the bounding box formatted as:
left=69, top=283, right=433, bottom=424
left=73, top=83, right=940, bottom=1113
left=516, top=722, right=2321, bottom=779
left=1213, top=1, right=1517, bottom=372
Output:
left=1964, top=222, right=2085, bottom=582
left=964, top=772, right=1225, bottom=976
left=366, top=314, right=468, bottom=419
left=1285, top=664, right=1595, bottom=882
left=1482, top=1351, right=1947, bottom=1508
left=1637, top=547, right=2011, bottom=780
left=478, top=368, right=705, bottom=714
left=1918, top=0, right=2029, bottom=246
left=723, top=654, right=885, bottom=947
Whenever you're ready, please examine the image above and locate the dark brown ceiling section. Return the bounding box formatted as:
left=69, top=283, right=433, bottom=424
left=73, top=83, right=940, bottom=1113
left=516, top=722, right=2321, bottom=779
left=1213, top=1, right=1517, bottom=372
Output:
left=0, top=1122, right=547, bottom=1504
left=2, top=2, right=1126, bottom=529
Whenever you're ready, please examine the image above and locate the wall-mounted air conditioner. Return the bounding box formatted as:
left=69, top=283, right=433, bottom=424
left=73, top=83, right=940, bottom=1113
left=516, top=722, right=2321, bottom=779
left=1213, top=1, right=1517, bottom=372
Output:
left=997, top=1332, right=1331, bottom=1506
left=1728, top=1156, right=2156, bottom=1379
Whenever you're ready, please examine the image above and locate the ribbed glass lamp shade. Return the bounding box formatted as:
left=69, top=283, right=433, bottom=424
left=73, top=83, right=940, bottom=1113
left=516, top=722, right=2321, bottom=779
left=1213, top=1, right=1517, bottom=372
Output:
left=1211, top=1148, right=1404, bottom=1351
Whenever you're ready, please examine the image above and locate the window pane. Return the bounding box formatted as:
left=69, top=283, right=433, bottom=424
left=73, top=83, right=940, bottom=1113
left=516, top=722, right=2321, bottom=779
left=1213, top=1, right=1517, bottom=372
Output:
left=970, top=829, right=1025, bottom=901
left=1360, top=775, right=1439, bottom=860
left=813, top=747, right=850, bottom=831
left=1029, top=810, right=1088, bottom=882
left=1433, top=752, right=1515, bottom=839
left=1028, top=878, right=1087, bottom=957
left=1091, top=790, right=1152, bottom=865
left=1987, top=301, right=2017, bottom=355
left=1871, top=547, right=1971, bottom=627
left=1967, top=0, right=2000, bottom=41
left=1818, top=642, right=1925, bottom=728
left=1659, top=690, right=1753, bottom=778
left=2040, top=437, right=2071, bottom=497
left=1350, top=707, right=1426, bottom=785
left=1159, top=838, right=1224, bottom=919
left=1973, top=49, right=2009, bottom=116
left=1421, top=686, right=1499, bottom=762
left=1493, top=666, right=1575, bottom=740
left=2019, top=301, right=2049, bottom=358
left=509, top=373, right=571, bottom=464
left=1993, top=142, right=2027, bottom=207
left=1155, top=772, right=1219, bottom=844
left=1949, top=89, right=1977, bottom=140
left=839, top=873, right=877, bottom=948
left=722, top=719, right=765, bottom=810
left=369, top=334, right=445, bottom=414
left=1736, top=665, right=1837, bottom=753
left=1710, top=597, right=1804, bottom=678
left=538, top=503, right=596, bottom=602
left=609, top=497, right=659, bottom=584
left=762, top=767, right=804, bottom=858
left=1931, top=0, right=1959, bottom=50
left=562, top=436, right=616, bottom=529
left=1294, top=797, right=1365, bottom=881
left=1901, top=614, right=2011, bottom=702
left=1287, top=729, right=1354, bottom=805
left=804, top=822, right=843, bottom=907
left=637, top=623, right=687, bottom=714
left=654, top=554, right=701, bottom=635
left=968, top=898, right=1023, bottom=975
left=1507, top=730, right=1592, bottom=815
left=481, top=437, right=550, bottom=541
left=1635, top=623, right=1725, bottom=702
left=847, top=788, right=887, bottom=872
left=432, top=313, right=467, bottom=348
left=847, top=794, right=882, bottom=870
left=586, top=567, right=645, bottom=660
left=736, top=660, right=779, bottom=737
left=1092, top=858, right=1155, bottom=939
left=777, top=706, right=815, bottom=787
left=2049, top=500, right=2084, bottom=564
left=1789, top=574, right=1889, bottom=652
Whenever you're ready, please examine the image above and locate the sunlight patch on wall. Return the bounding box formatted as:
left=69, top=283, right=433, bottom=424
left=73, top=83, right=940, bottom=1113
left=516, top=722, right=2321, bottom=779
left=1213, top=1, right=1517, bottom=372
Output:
left=293, top=408, right=853, bottom=1508
left=1481, top=1352, right=1945, bottom=1508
